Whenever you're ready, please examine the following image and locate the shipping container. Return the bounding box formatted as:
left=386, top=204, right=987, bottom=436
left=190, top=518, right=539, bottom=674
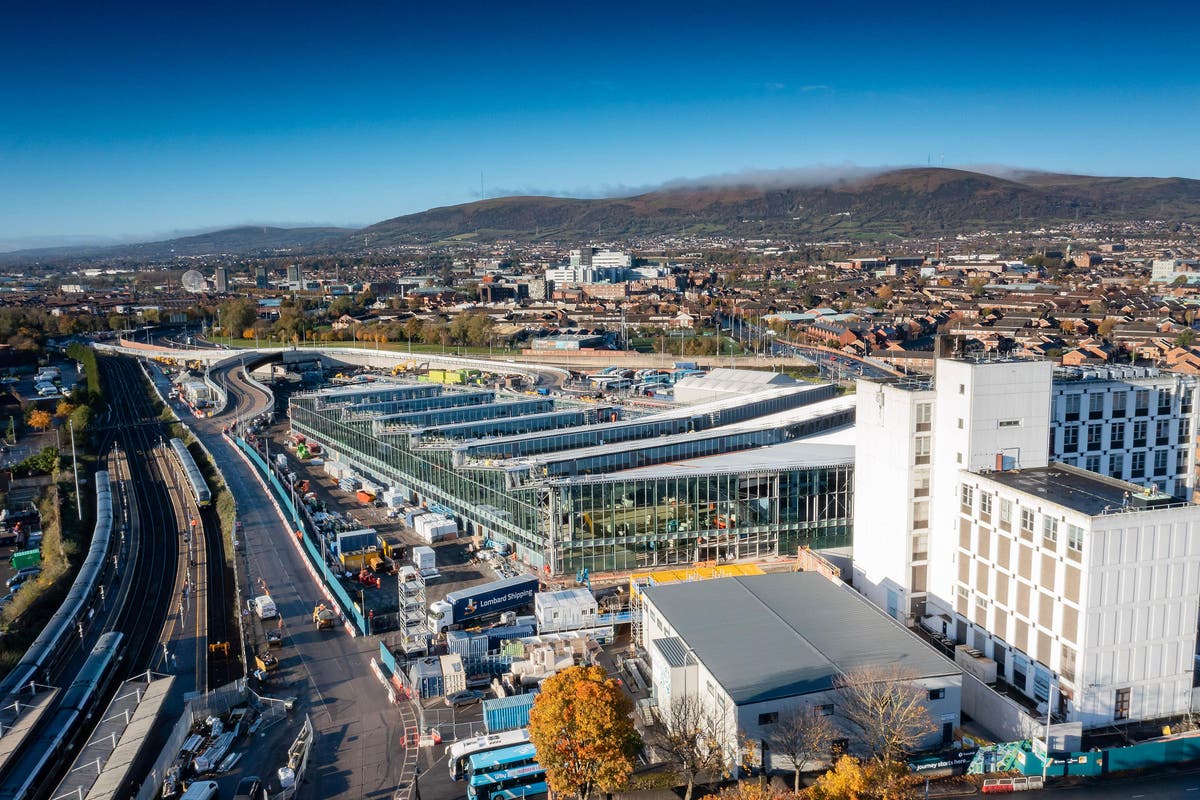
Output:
left=485, top=624, right=535, bottom=649
left=9, top=548, right=41, bottom=571
left=378, top=534, right=406, bottom=560
left=447, top=630, right=489, bottom=658
left=483, top=693, right=537, bottom=733
left=408, top=656, right=444, bottom=699
left=412, top=546, right=436, bottom=571
left=440, top=654, right=467, bottom=695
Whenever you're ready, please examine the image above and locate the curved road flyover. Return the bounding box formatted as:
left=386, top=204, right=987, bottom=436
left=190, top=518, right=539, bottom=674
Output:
left=98, top=342, right=571, bottom=388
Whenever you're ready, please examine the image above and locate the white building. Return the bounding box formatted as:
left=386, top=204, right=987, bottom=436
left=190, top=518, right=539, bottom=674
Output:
left=855, top=354, right=1200, bottom=730
left=1050, top=367, right=1198, bottom=499
left=855, top=358, right=1200, bottom=624
left=948, top=463, right=1200, bottom=727
left=1151, top=259, right=1200, bottom=284
left=641, top=572, right=961, bottom=774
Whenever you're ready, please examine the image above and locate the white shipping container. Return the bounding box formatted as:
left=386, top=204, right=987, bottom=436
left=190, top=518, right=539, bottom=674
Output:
left=534, top=588, right=598, bottom=634
left=412, top=545, right=436, bottom=570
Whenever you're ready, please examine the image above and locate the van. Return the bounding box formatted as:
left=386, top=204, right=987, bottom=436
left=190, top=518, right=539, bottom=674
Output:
left=252, top=595, right=278, bottom=619
left=180, top=780, right=220, bottom=800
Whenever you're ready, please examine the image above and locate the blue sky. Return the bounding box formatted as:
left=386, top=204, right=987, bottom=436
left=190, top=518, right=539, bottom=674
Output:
left=2, top=0, right=1198, bottom=246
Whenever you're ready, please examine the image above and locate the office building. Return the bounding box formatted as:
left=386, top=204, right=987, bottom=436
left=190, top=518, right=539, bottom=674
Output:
left=214, top=267, right=229, bottom=293
left=256, top=265, right=269, bottom=290
left=855, top=354, right=1200, bottom=729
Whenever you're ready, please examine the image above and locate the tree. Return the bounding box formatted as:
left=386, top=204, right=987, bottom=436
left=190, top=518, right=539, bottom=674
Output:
left=834, top=664, right=933, bottom=770
left=1175, top=328, right=1196, bottom=348
left=220, top=297, right=258, bottom=336
left=808, top=755, right=871, bottom=800
left=770, top=706, right=837, bottom=793
left=699, top=781, right=789, bottom=800
left=651, top=694, right=729, bottom=800
left=26, top=409, right=52, bottom=432
left=528, top=665, right=640, bottom=800
left=55, top=399, right=76, bottom=419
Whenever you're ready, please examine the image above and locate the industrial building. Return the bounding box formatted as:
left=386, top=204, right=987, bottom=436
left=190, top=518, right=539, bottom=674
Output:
left=640, top=572, right=961, bottom=773
left=854, top=352, right=1200, bottom=731
left=288, top=371, right=855, bottom=575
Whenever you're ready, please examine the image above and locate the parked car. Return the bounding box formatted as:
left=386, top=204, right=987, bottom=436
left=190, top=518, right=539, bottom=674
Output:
left=0, top=593, right=15, bottom=607
left=445, top=689, right=486, bottom=708
left=6, top=568, right=40, bottom=590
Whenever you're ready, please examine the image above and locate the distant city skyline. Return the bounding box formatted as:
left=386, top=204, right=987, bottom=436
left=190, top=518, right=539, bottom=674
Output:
left=3, top=0, right=1198, bottom=245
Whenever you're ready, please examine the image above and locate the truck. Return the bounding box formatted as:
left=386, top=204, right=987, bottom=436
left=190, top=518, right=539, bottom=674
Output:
left=253, top=595, right=278, bottom=619
left=313, top=603, right=337, bottom=630
left=427, top=574, right=540, bottom=633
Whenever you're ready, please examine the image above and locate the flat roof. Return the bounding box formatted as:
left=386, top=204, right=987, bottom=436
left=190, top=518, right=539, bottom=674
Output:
left=643, top=572, right=957, bottom=705
left=980, top=462, right=1180, bottom=516
left=612, top=439, right=853, bottom=479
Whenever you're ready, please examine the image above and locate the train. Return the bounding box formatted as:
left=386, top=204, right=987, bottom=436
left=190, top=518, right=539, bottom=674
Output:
left=0, top=632, right=125, bottom=800
left=169, top=437, right=212, bottom=506
left=0, top=472, right=114, bottom=700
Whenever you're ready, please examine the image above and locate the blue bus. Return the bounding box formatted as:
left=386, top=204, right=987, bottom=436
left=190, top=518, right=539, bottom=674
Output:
left=466, top=743, right=547, bottom=800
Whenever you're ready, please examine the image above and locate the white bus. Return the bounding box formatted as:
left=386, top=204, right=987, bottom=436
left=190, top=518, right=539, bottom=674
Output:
left=448, top=728, right=531, bottom=780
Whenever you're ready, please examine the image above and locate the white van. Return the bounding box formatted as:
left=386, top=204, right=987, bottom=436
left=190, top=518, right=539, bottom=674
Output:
left=180, top=781, right=220, bottom=800
left=252, top=595, right=278, bottom=619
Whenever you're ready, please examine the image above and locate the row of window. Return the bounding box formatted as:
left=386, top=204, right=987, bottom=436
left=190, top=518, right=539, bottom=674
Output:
left=1059, top=386, right=1193, bottom=421
left=1057, top=418, right=1188, bottom=452
left=961, top=485, right=1084, bottom=553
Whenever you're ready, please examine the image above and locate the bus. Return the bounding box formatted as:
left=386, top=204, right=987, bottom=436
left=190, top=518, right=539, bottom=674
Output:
left=448, top=728, right=531, bottom=780
left=466, top=743, right=546, bottom=800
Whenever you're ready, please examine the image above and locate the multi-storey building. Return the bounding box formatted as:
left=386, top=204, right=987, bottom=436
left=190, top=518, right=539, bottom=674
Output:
left=855, top=359, right=1200, bottom=622
left=855, top=354, right=1200, bottom=728
left=1050, top=367, right=1198, bottom=499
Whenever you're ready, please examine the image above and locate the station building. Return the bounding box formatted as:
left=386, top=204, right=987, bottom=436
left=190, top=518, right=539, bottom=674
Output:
left=288, top=372, right=855, bottom=575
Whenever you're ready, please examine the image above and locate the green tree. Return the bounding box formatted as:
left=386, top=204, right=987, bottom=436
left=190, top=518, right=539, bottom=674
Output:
left=528, top=665, right=640, bottom=800
left=1175, top=328, right=1196, bottom=348
left=220, top=297, right=258, bottom=337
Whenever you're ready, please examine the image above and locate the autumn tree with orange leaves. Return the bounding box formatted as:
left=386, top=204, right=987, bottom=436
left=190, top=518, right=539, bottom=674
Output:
left=528, top=665, right=641, bottom=800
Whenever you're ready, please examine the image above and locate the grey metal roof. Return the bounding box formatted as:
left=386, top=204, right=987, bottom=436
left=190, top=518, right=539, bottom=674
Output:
left=654, top=636, right=696, bottom=669
left=643, top=572, right=958, bottom=705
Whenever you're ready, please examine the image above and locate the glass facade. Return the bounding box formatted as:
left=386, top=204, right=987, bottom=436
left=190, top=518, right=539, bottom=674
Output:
left=289, top=384, right=854, bottom=574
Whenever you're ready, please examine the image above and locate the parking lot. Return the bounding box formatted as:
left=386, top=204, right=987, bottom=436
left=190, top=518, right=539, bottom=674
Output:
left=6, top=360, right=81, bottom=403
left=0, top=481, right=48, bottom=609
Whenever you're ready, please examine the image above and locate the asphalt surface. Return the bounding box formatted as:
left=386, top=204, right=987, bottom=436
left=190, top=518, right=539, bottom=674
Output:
left=168, top=369, right=413, bottom=800
left=1026, top=768, right=1200, bottom=798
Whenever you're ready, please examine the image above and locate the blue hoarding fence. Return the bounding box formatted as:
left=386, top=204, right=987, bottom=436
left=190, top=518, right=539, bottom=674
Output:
left=969, top=733, right=1200, bottom=779
left=236, top=436, right=367, bottom=636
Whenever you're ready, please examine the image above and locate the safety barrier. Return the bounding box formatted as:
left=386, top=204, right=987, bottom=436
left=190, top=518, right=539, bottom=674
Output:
left=235, top=437, right=366, bottom=635
left=982, top=776, right=1044, bottom=793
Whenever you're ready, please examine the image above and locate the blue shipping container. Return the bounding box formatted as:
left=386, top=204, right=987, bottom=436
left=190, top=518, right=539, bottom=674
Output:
left=447, top=630, right=489, bottom=658
left=483, top=692, right=538, bottom=733
left=485, top=624, right=535, bottom=649
left=408, top=657, right=444, bottom=699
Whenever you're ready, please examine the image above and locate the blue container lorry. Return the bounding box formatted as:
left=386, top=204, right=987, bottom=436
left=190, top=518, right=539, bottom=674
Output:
left=428, top=574, right=539, bottom=632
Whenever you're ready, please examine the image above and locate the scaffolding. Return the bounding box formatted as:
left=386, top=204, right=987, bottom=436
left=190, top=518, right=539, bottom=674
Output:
left=399, top=569, right=429, bottom=655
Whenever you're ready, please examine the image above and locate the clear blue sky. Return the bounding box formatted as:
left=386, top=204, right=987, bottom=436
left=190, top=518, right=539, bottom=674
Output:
left=2, top=0, right=1198, bottom=246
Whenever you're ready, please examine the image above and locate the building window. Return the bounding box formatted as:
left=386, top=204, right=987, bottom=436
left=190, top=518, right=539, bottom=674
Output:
left=1063, top=426, right=1079, bottom=451
left=957, top=418, right=964, bottom=429
left=959, top=384, right=965, bottom=395
left=1067, top=524, right=1084, bottom=553
left=1135, top=389, right=1150, bottom=416
left=998, top=419, right=1021, bottom=428
left=1156, top=420, right=1170, bottom=446
left=915, top=436, right=931, bottom=466
left=1064, top=394, right=1081, bottom=421
left=1000, top=498, right=1013, bottom=531
left=1062, top=646, right=1077, bottom=682
left=1183, top=388, right=1193, bottom=413
left=1088, top=392, right=1104, bottom=419
left=1158, top=391, right=1173, bottom=415
left=1085, top=455, right=1100, bottom=473
left=1043, top=517, right=1058, bottom=546
left=1087, top=424, right=1103, bottom=451
left=1108, top=453, right=1123, bottom=480
left=758, top=712, right=778, bottom=726
left=961, top=485, right=974, bottom=513
left=1110, top=422, right=1125, bottom=449
left=915, top=402, right=932, bottom=432
left=1020, top=508, right=1034, bottom=540
left=1131, top=452, right=1145, bottom=479
left=1115, top=687, right=1131, bottom=720
left=928, top=688, right=946, bottom=701
left=979, top=492, right=992, bottom=521
left=913, top=474, right=930, bottom=498
left=1180, top=418, right=1191, bottom=444
left=912, top=533, right=929, bottom=561
left=1154, top=450, right=1168, bottom=476
left=1133, top=420, right=1147, bottom=448
left=913, top=501, right=930, bottom=530
left=1112, top=391, right=1127, bottom=417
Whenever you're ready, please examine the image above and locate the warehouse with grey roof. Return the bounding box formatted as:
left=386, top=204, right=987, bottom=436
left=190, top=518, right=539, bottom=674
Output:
left=641, top=572, right=961, bottom=773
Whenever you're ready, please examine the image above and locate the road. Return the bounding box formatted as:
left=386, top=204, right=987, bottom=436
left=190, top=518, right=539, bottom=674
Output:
left=1027, top=769, right=1200, bottom=799
left=154, top=363, right=413, bottom=799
